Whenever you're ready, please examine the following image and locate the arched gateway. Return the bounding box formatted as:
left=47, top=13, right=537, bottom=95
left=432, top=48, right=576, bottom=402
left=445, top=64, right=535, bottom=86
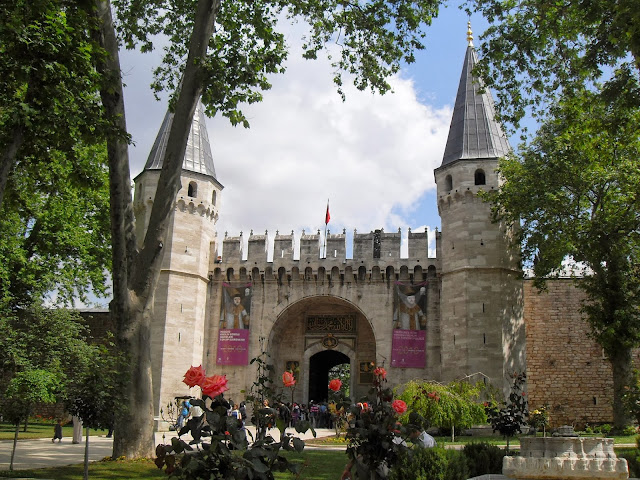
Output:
left=267, top=295, right=376, bottom=404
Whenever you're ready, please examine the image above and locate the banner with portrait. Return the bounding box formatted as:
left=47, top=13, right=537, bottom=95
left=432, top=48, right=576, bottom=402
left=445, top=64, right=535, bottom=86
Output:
left=216, top=282, right=252, bottom=365
left=391, top=281, right=427, bottom=368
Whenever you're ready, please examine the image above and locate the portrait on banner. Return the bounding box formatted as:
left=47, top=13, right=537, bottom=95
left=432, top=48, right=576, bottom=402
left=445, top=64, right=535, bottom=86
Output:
left=393, top=282, right=427, bottom=330
left=220, top=283, right=252, bottom=330
left=391, top=281, right=427, bottom=368
left=217, top=283, right=252, bottom=366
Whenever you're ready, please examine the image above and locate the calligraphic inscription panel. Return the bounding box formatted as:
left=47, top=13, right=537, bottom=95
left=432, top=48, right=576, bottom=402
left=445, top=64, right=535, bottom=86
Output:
left=305, top=314, right=356, bottom=334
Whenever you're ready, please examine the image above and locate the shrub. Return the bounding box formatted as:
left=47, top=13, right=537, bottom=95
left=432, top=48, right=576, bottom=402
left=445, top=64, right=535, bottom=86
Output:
left=618, top=449, right=640, bottom=478
left=389, top=447, right=448, bottom=480
left=444, top=449, right=470, bottom=480
left=389, top=447, right=469, bottom=480
left=463, top=442, right=507, bottom=478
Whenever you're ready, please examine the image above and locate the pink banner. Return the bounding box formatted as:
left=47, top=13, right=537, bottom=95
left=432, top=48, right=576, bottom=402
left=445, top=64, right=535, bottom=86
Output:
left=391, top=329, right=426, bottom=368
left=216, top=329, right=249, bottom=365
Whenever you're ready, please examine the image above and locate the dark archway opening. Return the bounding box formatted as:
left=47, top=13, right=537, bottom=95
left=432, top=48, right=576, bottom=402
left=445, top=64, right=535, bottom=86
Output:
left=308, top=350, right=349, bottom=402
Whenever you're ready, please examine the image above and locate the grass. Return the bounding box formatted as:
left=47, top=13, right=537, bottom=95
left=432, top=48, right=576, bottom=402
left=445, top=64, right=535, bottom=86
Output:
left=0, top=457, right=165, bottom=479
left=0, top=450, right=348, bottom=479
left=0, top=421, right=108, bottom=441
left=306, top=433, right=640, bottom=447
left=2, top=446, right=638, bottom=480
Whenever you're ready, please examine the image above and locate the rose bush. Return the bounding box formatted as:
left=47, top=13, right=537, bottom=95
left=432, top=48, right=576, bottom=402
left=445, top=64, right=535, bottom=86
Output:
left=182, top=365, right=206, bottom=388
left=373, top=367, right=387, bottom=380
left=329, top=378, right=342, bottom=392
left=392, top=399, right=407, bottom=414
left=156, top=363, right=315, bottom=479
left=201, top=374, right=228, bottom=398
left=342, top=366, right=422, bottom=479
left=282, top=371, right=296, bottom=387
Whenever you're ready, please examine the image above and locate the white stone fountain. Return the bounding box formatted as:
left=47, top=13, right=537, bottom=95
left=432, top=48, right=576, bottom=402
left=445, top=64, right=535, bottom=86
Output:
left=502, top=427, right=629, bottom=480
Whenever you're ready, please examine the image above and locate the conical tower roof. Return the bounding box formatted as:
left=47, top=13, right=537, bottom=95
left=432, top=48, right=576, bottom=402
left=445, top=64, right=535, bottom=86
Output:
left=440, top=24, right=511, bottom=167
left=143, top=99, right=217, bottom=178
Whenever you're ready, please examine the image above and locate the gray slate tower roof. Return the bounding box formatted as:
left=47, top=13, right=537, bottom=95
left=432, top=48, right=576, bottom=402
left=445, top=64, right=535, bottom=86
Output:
left=144, top=99, right=217, bottom=178
left=440, top=25, right=511, bottom=167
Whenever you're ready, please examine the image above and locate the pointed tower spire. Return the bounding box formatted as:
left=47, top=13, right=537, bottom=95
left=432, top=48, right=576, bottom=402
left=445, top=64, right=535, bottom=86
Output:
left=440, top=23, right=511, bottom=167
left=144, top=99, right=218, bottom=179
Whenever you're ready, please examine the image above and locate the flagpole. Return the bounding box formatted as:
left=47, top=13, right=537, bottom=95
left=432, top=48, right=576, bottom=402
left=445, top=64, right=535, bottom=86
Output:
left=323, top=199, right=329, bottom=259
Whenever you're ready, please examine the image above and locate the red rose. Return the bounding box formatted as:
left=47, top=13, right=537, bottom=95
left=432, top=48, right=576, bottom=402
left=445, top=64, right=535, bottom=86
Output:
left=282, top=371, right=296, bottom=387
left=201, top=374, right=228, bottom=398
left=392, top=399, right=407, bottom=414
left=183, top=365, right=206, bottom=388
left=373, top=367, right=387, bottom=379
left=328, top=379, right=342, bottom=392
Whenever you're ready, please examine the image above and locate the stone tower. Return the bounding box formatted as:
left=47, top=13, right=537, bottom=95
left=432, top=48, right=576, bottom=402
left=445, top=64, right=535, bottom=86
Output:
left=434, top=24, right=525, bottom=395
left=133, top=100, right=223, bottom=417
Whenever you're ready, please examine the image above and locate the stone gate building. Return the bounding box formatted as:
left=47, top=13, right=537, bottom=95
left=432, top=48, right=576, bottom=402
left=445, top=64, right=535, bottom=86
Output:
left=132, top=28, right=621, bottom=429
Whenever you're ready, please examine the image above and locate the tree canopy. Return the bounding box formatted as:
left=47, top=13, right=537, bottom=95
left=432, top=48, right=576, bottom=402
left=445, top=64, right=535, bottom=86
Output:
left=0, top=0, right=109, bottom=208
left=487, top=82, right=640, bottom=427
left=0, top=143, right=111, bottom=310
left=473, top=0, right=640, bottom=129
left=396, top=379, right=487, bottom=441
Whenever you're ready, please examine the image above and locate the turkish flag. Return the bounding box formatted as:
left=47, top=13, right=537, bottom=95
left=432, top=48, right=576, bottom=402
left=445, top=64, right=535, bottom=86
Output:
left=325, top=201, right=330, bottom=224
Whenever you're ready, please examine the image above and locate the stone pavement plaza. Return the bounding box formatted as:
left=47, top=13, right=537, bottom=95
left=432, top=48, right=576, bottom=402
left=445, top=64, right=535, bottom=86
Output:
left=0, top=427, right=337, bottom=471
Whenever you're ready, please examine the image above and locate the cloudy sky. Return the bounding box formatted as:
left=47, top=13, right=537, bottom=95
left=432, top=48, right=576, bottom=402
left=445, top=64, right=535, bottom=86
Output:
left=119, top=7, right=496, bottom=260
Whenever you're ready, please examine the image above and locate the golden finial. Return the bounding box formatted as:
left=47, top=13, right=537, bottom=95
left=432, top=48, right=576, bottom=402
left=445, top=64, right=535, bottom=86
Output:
left=467, top=21, right=474, bottom=47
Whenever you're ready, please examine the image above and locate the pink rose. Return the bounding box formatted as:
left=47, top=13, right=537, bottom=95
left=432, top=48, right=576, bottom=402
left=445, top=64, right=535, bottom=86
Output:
left=282, top=371, right=296, bottom=387
left=201, top=374, right=228, bottom=398
left=183, top=365, right=206, bottom=388
left=373, top=367, right=387, bottom=379
left=392, top=399, right=407, bottom=414
left=328, top=379, right=342, bottom=392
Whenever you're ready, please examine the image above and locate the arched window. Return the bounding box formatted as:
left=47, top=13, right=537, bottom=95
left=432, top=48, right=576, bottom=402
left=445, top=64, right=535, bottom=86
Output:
left=474, top=169, right=486, bottom=185
left=188, top=181, right=198, bottom=197
left=358, top=266, right=367, bottom=282
left=445, top=174, right=453, bottom=192
left=212, top=190, right=217, bottom=205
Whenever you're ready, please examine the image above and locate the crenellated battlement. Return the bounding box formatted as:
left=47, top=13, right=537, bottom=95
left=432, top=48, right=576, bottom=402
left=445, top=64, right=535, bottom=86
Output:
left=212, top=227, right=441, bottom=282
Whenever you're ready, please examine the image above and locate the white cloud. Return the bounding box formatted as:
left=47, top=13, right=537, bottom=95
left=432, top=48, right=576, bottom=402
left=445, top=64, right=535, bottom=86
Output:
left=121, top=20, right=453, bottom=259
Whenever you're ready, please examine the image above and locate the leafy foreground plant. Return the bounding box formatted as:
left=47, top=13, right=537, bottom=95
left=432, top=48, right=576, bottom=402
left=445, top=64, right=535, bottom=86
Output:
left=342, top=367, right=422, bottom=479
left=155, top=364, right=315, bottom=479
left=485, top=372, right=528, bottom=451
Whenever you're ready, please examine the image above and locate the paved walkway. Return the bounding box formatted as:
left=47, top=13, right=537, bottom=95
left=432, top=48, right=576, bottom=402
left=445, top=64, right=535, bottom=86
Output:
left=0, top=427, right=338, bottom=471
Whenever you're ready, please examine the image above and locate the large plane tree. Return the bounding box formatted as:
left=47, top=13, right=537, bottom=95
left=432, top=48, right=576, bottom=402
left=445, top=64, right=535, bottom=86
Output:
left=94, top=0, right=444, bottom=458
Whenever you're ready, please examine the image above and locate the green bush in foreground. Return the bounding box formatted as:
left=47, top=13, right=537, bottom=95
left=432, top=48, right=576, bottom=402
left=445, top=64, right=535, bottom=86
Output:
left=389, top=447, right=469, bottom=480
left=463, top=442, right=506, bottom=478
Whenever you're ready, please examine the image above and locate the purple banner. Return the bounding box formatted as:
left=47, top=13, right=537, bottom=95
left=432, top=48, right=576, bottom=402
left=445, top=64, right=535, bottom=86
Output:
left=216, top=329, right=250, bottom=365
left=391, top=329, right=426, bottom=368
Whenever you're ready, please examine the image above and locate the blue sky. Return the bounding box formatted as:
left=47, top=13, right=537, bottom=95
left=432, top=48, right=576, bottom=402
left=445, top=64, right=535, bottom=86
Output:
left=119, top=7, right=502, bottom=261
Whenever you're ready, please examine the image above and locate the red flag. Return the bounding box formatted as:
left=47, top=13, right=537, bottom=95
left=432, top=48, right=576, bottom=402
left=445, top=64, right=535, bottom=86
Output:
left=325, top=201, right=330, bottom=224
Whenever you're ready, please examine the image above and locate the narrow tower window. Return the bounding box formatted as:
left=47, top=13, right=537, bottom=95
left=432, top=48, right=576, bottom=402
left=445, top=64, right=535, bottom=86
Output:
left=474, top=169, right=486, bottom=185
left=188, top=181, right=198, bottom=197
left=445, top=174, right=453, bottom=192
left=212, top=190, right=217, bottom=205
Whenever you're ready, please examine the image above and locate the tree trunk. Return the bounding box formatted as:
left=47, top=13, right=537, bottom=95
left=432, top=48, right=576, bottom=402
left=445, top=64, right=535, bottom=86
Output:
left=0, top=125, right=23, bottom=210
left=610, top=345, right=633, bottom=431
left=93, top=0, right=155, bottom=458
left=10, top=423, right=18, bottom=471
left=93, top=0, right=221, bottom=459
left=84, top=427, right=90, bottom=480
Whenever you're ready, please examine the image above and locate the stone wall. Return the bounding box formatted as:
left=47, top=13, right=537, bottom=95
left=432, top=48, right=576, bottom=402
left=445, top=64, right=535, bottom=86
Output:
left=524, top=279, right=615, bottom=428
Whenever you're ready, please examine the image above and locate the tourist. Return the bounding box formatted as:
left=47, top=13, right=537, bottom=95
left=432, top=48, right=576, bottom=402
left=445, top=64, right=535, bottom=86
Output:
left=52, top=419, right=63, bottom=443
left=72, top=415, right=83, bottom=444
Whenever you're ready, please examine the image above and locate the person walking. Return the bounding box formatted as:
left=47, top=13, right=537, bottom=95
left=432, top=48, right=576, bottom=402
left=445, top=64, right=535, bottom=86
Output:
left=52, top=419, right=63, bottom=443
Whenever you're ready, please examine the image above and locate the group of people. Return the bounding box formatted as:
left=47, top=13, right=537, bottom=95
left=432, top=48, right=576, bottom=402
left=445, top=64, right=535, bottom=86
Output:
left=51, top=414, right=113, bottom=443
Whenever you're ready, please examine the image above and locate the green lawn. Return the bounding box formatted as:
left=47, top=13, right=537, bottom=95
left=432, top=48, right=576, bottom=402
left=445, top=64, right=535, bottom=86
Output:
left=306, top=433, right=640, bottom=447
left=0, top=421, right=108, bottom=441
left=0, top=450, right=347, bottom=479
